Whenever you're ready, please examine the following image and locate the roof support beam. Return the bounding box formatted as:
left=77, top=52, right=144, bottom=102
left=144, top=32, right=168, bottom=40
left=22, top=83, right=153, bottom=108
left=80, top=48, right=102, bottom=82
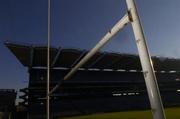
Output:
left=49, top=13, right=130, bottom=94
left=30, top=46, right=34, bottom=68
left=51, top=47, right=61, bottom=67
left=71, top=50, right=87, bottom=67
left=87, top=53, right=106, bottom=68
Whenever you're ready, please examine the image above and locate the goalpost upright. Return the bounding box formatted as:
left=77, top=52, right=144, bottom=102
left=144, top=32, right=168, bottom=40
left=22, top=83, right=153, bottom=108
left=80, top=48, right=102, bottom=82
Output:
left=126, top=0, right=166, bottom=119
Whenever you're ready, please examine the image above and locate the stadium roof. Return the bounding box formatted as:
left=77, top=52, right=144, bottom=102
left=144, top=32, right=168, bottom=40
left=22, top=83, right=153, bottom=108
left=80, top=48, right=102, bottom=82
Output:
left=5, top=42, right=180, bottom=71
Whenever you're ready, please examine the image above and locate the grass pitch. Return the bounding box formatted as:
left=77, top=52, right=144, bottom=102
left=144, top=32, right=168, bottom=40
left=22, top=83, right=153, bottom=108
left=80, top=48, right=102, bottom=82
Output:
left=63, top=107, right=180, bottom=119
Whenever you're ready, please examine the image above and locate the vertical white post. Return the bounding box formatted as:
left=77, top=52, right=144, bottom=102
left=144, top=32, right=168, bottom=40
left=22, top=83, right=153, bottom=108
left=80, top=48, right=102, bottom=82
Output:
left=47, top=0, right=51, bottom=119
left=126, top=0, right=166, bottom=119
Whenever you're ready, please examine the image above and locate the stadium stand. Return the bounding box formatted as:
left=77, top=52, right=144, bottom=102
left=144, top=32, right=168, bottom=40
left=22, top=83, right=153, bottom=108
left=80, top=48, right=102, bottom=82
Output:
left=5, top=42, right=180, bottom=118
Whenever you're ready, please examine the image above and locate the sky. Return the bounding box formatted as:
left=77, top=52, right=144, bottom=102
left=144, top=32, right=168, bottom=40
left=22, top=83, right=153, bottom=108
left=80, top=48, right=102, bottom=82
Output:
left=0, top=0, right=180, bottom=97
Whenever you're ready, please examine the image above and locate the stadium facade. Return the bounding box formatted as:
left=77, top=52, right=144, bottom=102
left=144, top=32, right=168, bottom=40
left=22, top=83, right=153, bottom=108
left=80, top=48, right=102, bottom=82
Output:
left=5, top=42, right=180, bottom=118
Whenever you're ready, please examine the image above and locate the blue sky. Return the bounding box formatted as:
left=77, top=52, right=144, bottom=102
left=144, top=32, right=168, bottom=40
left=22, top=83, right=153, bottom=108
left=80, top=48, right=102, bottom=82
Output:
left=0, top=0, right=180, bottom=94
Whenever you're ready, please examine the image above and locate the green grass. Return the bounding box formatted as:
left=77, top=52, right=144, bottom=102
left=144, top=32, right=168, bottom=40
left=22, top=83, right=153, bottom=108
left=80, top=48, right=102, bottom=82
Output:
left=62, top=107, right=180, bottom=119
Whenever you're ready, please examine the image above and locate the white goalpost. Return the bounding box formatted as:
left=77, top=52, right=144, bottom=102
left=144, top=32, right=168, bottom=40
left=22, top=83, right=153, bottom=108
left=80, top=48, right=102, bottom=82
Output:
left=47, top=0, right=51, bottom=119
left=126, top=1, right=166, bottom=119
left=47, top=0, right=166, bottom=119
